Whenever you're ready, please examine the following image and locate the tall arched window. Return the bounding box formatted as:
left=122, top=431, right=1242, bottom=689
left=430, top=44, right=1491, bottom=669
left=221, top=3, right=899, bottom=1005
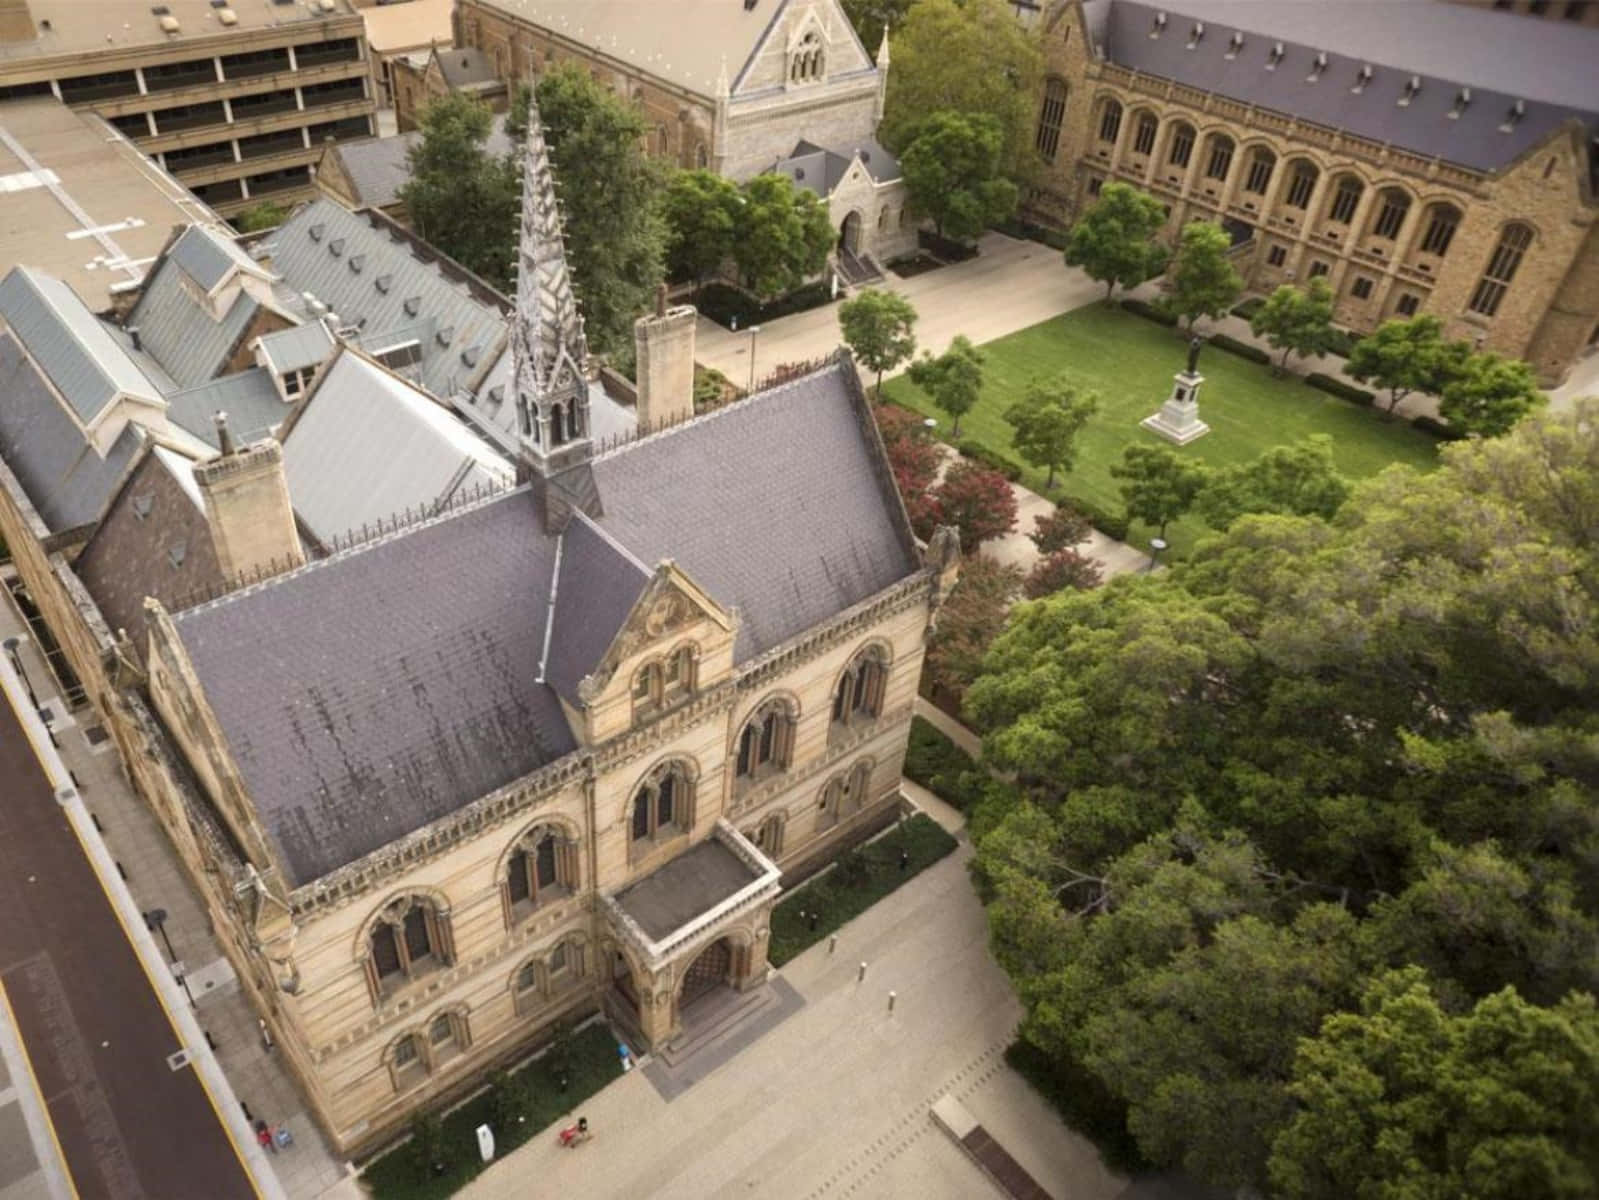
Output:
left=1096, top=98, right=1123, bottom=144
left=1131, top=111, right=1158, bottom=156
left=1242, top=147, right=1275, bottom=195
left=696, top=142, right=709, bottom=168
left=1284, top=160, right=1319, bottom=209
left=736, top=699, right=795, bottom=782
left=1469, top=223, right=1533, bottom=317
left=1203, top=133, right=1234, bottom=181
left=631, top=760, right=694, bottom=846
left=656, top=123, right=669, bottom=155
left=366, top=895, right=453, bottom=1002
left=512, top=938, right=587, bottom=1014
left=548, top=402, right=568, bottom=447
left=831, top=645, right=888, bottom=732
left=817, top=760, right=873, bottom=830
left=790, top=30, right=824, bottom=83
left=1418, top=203, right=1462, bottom=257
left=389, top=1032, right=427, bottom=1091
left=1166, top=122, right=1195, bottom=169
left=1326, top=174, right=1364, bottom=224
left=1035, top=78, right=1068, bottom=162
left=746, top=813, right=785, bottom=858
left=503, top=825, right=578, bottom=924
left=631, top=645, right=694, bottom=716
left=1370, top=188, right=1410, bottom=240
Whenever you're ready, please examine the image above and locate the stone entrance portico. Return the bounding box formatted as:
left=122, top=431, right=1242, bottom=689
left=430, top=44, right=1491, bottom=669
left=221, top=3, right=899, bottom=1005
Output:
left=602, top=822, right=781, bottom=1048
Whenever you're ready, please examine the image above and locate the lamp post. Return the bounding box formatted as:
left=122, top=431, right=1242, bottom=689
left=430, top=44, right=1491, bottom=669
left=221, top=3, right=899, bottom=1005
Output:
left=145, top=908, right=195, bottom=1006
left=748, top=324, right=762, bottom=393
left=1147, top=537, right=1168, bottom=572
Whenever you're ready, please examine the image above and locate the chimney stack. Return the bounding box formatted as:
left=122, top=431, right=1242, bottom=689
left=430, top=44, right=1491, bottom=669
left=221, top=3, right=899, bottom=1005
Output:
left=634, top=286, right=696, bottom=429
left=193, top=429, right=304, bottom=584
left=128, top=325, right=142, bottom=353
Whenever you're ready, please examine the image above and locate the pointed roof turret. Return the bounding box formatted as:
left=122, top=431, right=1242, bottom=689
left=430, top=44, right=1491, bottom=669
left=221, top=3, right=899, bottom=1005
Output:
left=876, top=30, right=890, bottom=68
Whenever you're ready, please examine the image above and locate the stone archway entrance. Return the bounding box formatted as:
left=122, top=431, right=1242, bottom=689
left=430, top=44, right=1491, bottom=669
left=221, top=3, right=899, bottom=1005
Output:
left=839, top=210, right=864, bottom=255
left=680, top=938, right=732, bottom=1007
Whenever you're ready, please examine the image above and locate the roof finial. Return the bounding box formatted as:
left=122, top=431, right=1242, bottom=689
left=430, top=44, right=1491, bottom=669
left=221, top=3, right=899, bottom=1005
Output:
left=213, top=411, right=235, bottom=456
left=876, top=29, right=890, bottom=67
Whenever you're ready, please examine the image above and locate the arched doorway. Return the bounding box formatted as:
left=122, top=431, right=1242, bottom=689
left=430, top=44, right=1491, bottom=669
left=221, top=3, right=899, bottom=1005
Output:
left=838, top=210, right=864, bottom=256
left=679, top=938, right=732, bottom=1006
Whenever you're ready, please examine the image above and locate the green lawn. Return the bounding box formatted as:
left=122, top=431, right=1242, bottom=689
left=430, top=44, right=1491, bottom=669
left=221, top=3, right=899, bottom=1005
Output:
left=883, top=303, right=1442, bottom=557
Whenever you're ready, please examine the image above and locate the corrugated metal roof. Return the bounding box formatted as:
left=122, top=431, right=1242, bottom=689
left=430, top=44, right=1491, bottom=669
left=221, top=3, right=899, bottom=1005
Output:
left=164, top=367, right=287, bottom=450
left=0, top=332, right=143, bottom=532
left=267, top=199, right=509, bottom=399
left=127, top=259, right=259, bottom=389
left=281, top=349, right=512, bottom=545
left=254, top=322, right=334, bottom=376
left=0, top=266, right=161, bottom=423
left=1103, top=0, right=1598, bottom=172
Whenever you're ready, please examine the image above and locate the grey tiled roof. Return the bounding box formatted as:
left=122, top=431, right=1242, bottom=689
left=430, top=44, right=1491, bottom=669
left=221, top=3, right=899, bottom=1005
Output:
left=127, top=262, right=259, bottom=389
left=0, top=333, right=143, bottom=533
left=172, top=489, right=576, bottom=885
left=266, top=199, right=509, bottom=399
left=774, top=137, right=904, bottom=198
left=436, top=46, right=499, bottom=88
left=1102, top=0, right=1599, bottom=172
left=254, top=322, right=334, bottom=376
left=167, top=224, right=266, bottom=294
left=0, top=267, right=162, bottom=423
left=543, top=512, right=650, bottom=705
left=164, top=368, right=287, bottom=450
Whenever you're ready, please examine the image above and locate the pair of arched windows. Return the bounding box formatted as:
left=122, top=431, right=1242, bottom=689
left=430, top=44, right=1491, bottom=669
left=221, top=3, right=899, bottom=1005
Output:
left=389, top=1009, right=471, bottom=1092
left=736, top=700, right=796, bottom=781
left=503, top=825, right=578, bottom=923
left=632, top=646, right=693, bottom=716
left=512, top=937, right=586, bottom=1015
left=631, top=760, right=695, bottom=848
left=831, top=646, right=887, bottom=732
left=790, top=32, right=825, bottom=83
left=366, top=895, right=454, bottom=1001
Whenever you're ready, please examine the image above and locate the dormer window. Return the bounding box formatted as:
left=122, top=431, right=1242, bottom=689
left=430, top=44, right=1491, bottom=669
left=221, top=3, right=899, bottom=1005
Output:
left=1150, top=11, right=1167, bottom=37
left=1450, top=88, right=1471, bottom=119
left=1266, top=41, right=1284, bottom=69
left=1352, top=65, right=1372, bottom=94
left=1398, top=75, right=1421, bottom=106
left=1499, top=100, right=1525, bottom=132
left=1225, top=31, right=1243, bottom=59
left=1185, top=21, right=1204, bottom=49
left=632, top=645, right=694, bottom=716
left=789, top=29, right=824, bottom=84
left=1307, top=52, right=1327, bottom=82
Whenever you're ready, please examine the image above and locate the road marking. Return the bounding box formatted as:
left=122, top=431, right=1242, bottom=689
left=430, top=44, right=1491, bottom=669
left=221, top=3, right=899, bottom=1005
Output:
left=0, top=978, right=79, bottom=1200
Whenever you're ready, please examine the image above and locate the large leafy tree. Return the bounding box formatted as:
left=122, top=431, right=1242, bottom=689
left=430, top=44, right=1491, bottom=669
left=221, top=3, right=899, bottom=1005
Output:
left=839, top=288, right=919, bottom=395
left=1166, top=220, right=1243, bottom=332
left=1003, top=373, right=1099, bottom=488
left=400, top=93, right=520, bottom=290
left=1110, top=444, right=1210, bottom=538
left=535, top=64, right=667, bottom=355
left=1439, top=350, right=1545, bottom=437
left=930, top=459, right=1017, bottom=553
left=1196, top=435, right=1351, bottom=530
left=882, top=0, right=1043, bottom=170
left=1346, top=314, right=1471, bottom=416
left=925, top=555, right=1023, bottom=706
left=662, top=168, right=743, bottom=292
left=899, top=110, right=1019, bottom=243
left=1064, top=182, right=1169, bottom=302
left=906, top=334, right=984, bottom=436
left=1270, top=968, right=1599, bottom=1200
left=969, top=402, right=1599, bottom=1189
left=842, top=0, right=913, bottom=55
left=731, top=173, right=833, bottom=300
left=1249, top=278, right=1337, bottom=370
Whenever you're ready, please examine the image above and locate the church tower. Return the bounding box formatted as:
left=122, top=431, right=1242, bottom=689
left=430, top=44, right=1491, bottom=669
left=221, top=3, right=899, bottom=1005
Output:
left=512, top=94, right=594, bottom=486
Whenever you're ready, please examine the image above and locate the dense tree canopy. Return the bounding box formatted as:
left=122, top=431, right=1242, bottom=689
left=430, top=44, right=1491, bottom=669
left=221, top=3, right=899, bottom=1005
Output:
left=1346, top=314, right=1471, bottom=416
left=730, top=173, right=833, bottom=300
left=1110, top=444, right=1209, bottom=538
left=1440, top=350, right=1545, bottom=437
left=1064, top=182, right=1169, bottom=301
left=1166, top=220, right=1242, bottom=332
left=1249, top=278, right=1337, bottom=370
left=662, top=168, right=743, bottom=290
left=899, top=110, right=1019, bottom=243
left=400, top=94, right=520, bottom=290
left=970, top=401, right=1599, bottom=1190
left=1195, top=434, right=1351, bottom=530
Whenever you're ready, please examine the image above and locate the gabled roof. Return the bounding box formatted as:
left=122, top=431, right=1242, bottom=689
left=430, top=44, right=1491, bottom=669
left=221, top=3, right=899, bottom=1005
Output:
left=435, top=45, right=501, bottom=89
left=127, top=265, right=259, bottom=389
left=166, top=224, right=272, bottom=294
left=330, top=118, right=513, bottom=210
left=254, top=322, right=335, bottom=377
left=164, top=368, right=286, bottom=451
left=280, top=347, right=513, bottom=547
left=1101, top=0, right=1599, bottom=173
left=0, top=331, right=143, bottom=533
left=772, top=136, right=902, bottom=199
left=542, top=512, right=651, bottom=705
left=0, top=266, right=163, bottom=423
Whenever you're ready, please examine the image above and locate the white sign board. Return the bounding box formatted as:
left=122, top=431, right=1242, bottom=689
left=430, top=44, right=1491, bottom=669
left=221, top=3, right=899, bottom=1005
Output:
left=476, top=1124, right=495, bottom=1163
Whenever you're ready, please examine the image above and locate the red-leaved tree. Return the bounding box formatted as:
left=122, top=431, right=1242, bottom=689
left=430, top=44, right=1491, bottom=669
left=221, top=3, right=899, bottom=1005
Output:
left=934, top=461, right=1018, bottom=553
left=1023, top=548, right=1103, bottom=598
left=925, top=556, right=1024, bottom=709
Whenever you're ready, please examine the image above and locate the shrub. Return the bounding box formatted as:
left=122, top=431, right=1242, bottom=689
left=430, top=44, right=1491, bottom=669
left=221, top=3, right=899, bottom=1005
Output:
left=1413, top=413, right=1467, bottom=441
left=1029, top=506, right=1092, bottom=555
left=904, top=716, right=980, bottom=808
left=1324, top=326, right=1364, bottom=359
left=1306, top=373, right=1375, bottom=406
left=695, top=280, right=833, bottom=330
left=1120, top=297, right=1178, bottom=327
left=1206, top=332, right=1271, bottom=365
left=1231, top=296, right=1265, bottom=321
left=957, top=439, right=1024, bottom=482
left=1024, top=548, right=1103, bottom=598
left=1059, top=494, right=1129, bottom=541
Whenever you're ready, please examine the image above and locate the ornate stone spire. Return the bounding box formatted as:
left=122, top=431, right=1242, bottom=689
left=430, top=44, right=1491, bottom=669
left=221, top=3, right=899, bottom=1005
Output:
left=512, top=91, right=591, bottom=474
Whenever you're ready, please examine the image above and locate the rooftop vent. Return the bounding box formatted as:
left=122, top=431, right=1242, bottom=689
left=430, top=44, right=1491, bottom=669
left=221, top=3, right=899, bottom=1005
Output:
left=308, top=223, right=325, bottom=242
left=1150, top=11, right=1167, bottom=37
left=403, top=296, right=421, bottom=316
left=435, top=326, right=455, bottom=347
left=317, top=0, right=337, bottom=11
left=1266, top=41, right=1284, bottom=69
left=327, top=237, right=344, bottom=257
left=1307, top=51, right=1327, bottom=83
left=374, top=273, right=392, bottom=294
left=159, top=14, right=180, bottom=33
left=1225, top=31, right=1243, bottom=59
left=1499, top=99, right=1526, bottom=132
left=461, top=345, right=480, bottom=368
left=131, top=494, right=153, bottom=520
left=167, top=541, right=187, bottom=568
left=218, top=8, right=237, bottom=25
left=348, top=254, right=364, bottom=274
left=1185, top=21, right=1204, bottom=49
left=1450, top=87, right=1471, bottom=118
left=1398, top=75, right=1421, bottom=106
left=1352, top=64, right=1372, bottom=94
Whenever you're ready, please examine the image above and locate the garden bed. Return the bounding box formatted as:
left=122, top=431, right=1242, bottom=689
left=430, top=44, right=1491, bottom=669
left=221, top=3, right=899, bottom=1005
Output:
left=904, top=717, right=984, bottom=811
left=696, top=280, right=834, bottom=331
left=918, top=229, right=980, bottom=263
left=888, top=252, right=947, bottom=279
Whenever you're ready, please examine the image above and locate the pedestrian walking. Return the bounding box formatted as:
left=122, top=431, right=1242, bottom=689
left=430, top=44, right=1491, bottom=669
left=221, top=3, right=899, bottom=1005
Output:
left=255, top=1120, right=277, bottom=1154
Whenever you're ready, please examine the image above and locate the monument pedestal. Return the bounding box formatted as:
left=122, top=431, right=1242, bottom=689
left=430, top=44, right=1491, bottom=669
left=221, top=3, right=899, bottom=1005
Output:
left=1141, top=369, right=1211, bottom=445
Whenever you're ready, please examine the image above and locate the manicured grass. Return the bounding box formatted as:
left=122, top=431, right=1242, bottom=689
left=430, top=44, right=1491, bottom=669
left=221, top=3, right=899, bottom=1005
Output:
left=362, top=1021, right=623, bottom=1200
left=883, top=303, right=1442, bottom=558
left=768, top=814, right=958, bottom=966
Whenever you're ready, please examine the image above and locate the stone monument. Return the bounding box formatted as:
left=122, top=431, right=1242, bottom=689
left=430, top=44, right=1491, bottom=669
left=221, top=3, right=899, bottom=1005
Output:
left=1141, top=335, right=1212, bottom=445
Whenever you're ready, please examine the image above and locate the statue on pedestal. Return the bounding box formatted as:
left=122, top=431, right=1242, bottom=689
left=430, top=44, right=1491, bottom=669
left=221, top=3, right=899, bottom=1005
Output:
left=1186, top=335, right=1203, bottom=376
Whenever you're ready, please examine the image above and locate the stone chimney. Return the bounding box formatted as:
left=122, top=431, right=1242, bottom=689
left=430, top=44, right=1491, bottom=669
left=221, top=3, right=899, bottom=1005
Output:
left=193, top=413, right=305, bottom=583
left=634, top=284, right=697, bottom=430
left=0, top=1, right=35, bottom=45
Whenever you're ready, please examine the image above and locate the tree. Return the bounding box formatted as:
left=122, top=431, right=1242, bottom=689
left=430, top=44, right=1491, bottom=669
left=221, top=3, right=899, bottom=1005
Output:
left=875, top=403, right=943, bottom=521
left=1439, top=350, right=1544, bottom=437
left=731, top=172, right=833, bottom=300
left=899, top=110, right=1019, bottom=244
left=1003, top=374, right=1099, bottom=488
left=882, top=0, right=1043, bottom=170
left=906, top=334, right=984, bottom=436
left=400, top=93, right=521, bottom=290
left=535, top=63, right=667, bottom=354
left=1029, top=506, right=1092, bottom=555
left=839, top=289, right=919, bottom=395
left=661, top=168, right=743, bottom=292
left=1249, top=278, right=1337, bottom=371
left=925, top=555, right=1024, bottom=705
left=1110, top=444, right=1210, bottom=538
left=932, top=459, right=1017, bottom=553
left=1166, top=220, right=1242, bottom=332
left=1345, top=314, right=1470, bottom=416
left=1024, top=548, right=1102, bottom=598
left=1197, top=435, right=1350, bottom=529
left=1064, top=182, right=1169, bottom=302
left=235, top=200, right=288, bottom=232
left=1270, top=968, right=1599, bottom=1200
left=842, top=0, right=913, bottom=56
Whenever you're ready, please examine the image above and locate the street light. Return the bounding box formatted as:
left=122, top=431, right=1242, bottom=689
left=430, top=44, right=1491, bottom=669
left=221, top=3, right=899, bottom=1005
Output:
left=1147, top=537, right=1168, bottom=572
left=144, top=908, right=195, bottom=1006
left=748, top=324, right=762, bottom=394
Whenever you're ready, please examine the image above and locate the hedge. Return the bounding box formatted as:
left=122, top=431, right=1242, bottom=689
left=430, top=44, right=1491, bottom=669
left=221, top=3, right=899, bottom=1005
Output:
left=957, top=440, right=1025, bottom=482
left=1413, top=414, right=1467, bottom=441
left=1230, top=296, right=1266, bottom=321
left=1005, top=1040, right=1149, bottom=1176
left=1206, top=332, right=1271, bottom=365
left=904, top=716, right=983, bottom=810
left=1305, top=373, right=1375, bottom=406
left=992, top=217, right=1072, bottom=252
left=1060, top=494, right=1129, bottom=541
left=695, top=280, right=833, bottom=331
left=1121, top=297, right=1178, bottom=327
left=1324, top=326, right=1364, bottom=359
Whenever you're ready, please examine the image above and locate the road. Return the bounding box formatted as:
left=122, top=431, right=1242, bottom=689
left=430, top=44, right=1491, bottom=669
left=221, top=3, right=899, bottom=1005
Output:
left=0, top=674, right=257, bottom=1199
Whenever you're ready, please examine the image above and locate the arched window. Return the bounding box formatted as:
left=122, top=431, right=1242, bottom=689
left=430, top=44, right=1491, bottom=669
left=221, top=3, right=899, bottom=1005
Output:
left=504, top=825, right=578, bottom=924
left=366, top=895, right=453, bottom=1002
left=632, top=645, right=694, bottom=716
left=631, top=760, right=693, bottom=846
left=428, top=1010, right=467, bottom=1066
left=1469, top=223, right=1533, bottom=317
left=1166, top=122, right=1195, bottom=169
left=656, top=123, right=669, bottom=155
left=817, top=760, right=873, bottom=830
left=512, top=937, right=586, bottom=1014
left=1035, top=78, right=1067, bottom=162
left=736, top=700, right=795, bottom=782
left=1203, top=133, right=1234, bottom=181
left=1370, top=188, right=1410, bottom=240
left=1418, top=203, right=1462, bottom=257
left=1284, top=159, right=1319, bottom=209
left=1097, top=99, right=1123, bottom=144
left=746, top=813, right=785, bottom=858
left=1326, top=174, right=1364, bottom=224
left=1131, top=111, right=1158, bottom=156
left=1242, top=147, right=1275, bottom=195
left=790, top=30, right=824, bottom=83
left=831, top=645, right=888, bottom=732
left=548, top=402, right=568, bottom=447
left=389, top=1032, right=427, bottom=1091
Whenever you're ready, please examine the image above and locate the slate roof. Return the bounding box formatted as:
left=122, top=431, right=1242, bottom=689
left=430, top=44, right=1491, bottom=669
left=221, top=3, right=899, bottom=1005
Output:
left=455, top=345, right=635, bottom=454
left=172, top=489, right=576, bottom=885
left=436, top=46, right=500, bottom=89
left=170, top=354, right=919, bottom=884
left=265, top=199, right=510, bottom=399
left=280, top=349, right=513, bottom=547
left=332, top=118, right=514, bottom=210
left=0, top=267, right=163, bottom=423
left=0, top=332, right=144, bottom=533
left=1101, top=0, right=1599, bottom=172
left=165, top=368, right=287, bottom=450
left=772, top=137, right=903, bottom=199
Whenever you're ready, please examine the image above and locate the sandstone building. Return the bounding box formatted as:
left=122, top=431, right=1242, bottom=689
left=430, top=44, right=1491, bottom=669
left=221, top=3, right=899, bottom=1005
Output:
left=1026, top=0, right=1599, bottom=382
left=0, top=0, right=376, bottom=219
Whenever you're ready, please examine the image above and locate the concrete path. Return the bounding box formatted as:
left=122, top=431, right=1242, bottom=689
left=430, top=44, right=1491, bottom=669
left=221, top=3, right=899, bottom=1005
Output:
left=913, top=699, right=982, bottom=761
